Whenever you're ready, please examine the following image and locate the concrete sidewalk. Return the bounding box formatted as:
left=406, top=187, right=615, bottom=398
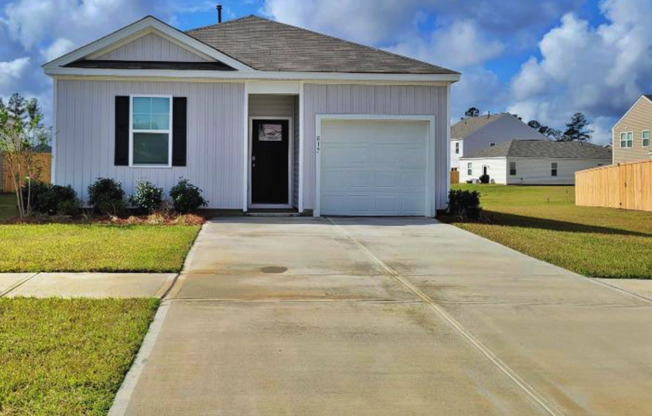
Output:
left=0, top=272, right=177, bottom=298
left=113, top=217, right=652, bottom=416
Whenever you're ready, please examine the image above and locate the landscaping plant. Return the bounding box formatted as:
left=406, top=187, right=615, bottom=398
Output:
left=22, top=180, right=79, bottom=215
left=0, top=93, right=50, bottom=217
left=88, top=178, right=126, bottom=216
left=448, top=189, right=481, bottom=220
left=130, top=180, right=164, bottom=213
left=170, top=178, right=207, bottom=213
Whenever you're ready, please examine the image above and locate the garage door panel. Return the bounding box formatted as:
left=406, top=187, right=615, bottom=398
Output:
left=320, top=119, right=431, bottom=217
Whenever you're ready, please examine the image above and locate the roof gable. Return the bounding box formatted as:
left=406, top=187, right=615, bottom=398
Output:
left=613, top=94, right=652, bottom=130
left=186, top=15, right=458, bottom=75
left=450, top=113, right=506, bottom=139
left=43, top=16, right=253, bottom=73
left=90, top=32, right=209, bottom=62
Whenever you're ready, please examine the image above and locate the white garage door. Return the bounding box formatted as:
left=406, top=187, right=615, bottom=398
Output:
left=319, top=119, right=430, bottom=216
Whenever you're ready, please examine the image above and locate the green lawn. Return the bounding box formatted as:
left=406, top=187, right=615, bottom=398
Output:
left=0, top=224, right=200, bottom=272
left=450, top=184, right=652, bottom=279
left=0, top=194, right=17, bottom=221
left=0, top=298, right=158, bottom=416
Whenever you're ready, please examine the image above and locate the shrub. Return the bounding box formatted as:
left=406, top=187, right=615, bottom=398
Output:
left=21, top=180, right=78, bottom=215
left=130, top=181, right=164, bottom=213
left=169, top=178, right=207, bottom=214
left=479, top=174, right=490, bottom=184
left=448, top=189, right=481, bottom=220
left=57, top=198, right=83, bottom=217
left=88, top=178, right=126, bottom=216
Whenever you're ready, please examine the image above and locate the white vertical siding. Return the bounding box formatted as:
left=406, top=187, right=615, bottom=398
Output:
left=293, top=95, right=300, bottom=208
left=56, top=79, right=245, bottom=208
left=459, top=158, right=507, bottom=184
left=93, top=33, right=208, bottom=62
left=302, top=84, right=449, bottom=210
left=505, top=158, right=609, bottom=185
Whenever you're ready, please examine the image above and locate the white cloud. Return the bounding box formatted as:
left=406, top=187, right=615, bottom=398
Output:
left=41, top=38, right=74, bottom=62
left=0, top=57, right=30, bottom=89
left=507, top=0, right=652, bottom=145
left=389, top=19, right=504, bottom=69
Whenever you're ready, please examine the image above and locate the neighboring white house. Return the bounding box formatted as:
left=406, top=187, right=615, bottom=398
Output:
left=43, top=15, right=461, bottom=217
left=450, top=113, right=547, bottom=170
left=460, top=140, right=611, bottom=185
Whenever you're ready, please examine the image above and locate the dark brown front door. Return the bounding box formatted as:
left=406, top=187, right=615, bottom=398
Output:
left=251, top=119, right=289, bottom=204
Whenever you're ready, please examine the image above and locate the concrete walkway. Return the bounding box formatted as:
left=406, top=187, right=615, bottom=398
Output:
left=114, top=217, right=652, bottom=416
left=0, top=272, right=177, bottom=298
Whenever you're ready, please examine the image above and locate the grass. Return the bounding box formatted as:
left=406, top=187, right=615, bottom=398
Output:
left=0, top=298, right=158, bottom=416
left=0, top=194, right=17, bottom=221
left=449, top=184, right=652, bottom=279
left=0, top=224, right=200, bottom=272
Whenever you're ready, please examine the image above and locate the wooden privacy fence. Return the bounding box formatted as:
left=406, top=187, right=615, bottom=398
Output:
left=1, top=153, right=52, bottom=193
left=450, top=170, right=459, bottom=185
left=575, top=160, right=652, bottom=211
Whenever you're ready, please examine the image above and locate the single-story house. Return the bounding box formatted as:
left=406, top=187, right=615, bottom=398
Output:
left=43, top=15, right=460, bottom=217
left=450, top=113, right=546, bottom=171
left=612, top=94, right=652, bottom=164
left=460, top=140, right=611, bottom=185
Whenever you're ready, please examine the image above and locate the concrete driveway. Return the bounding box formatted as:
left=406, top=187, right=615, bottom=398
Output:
left=115, top=217, right=652, bottom=416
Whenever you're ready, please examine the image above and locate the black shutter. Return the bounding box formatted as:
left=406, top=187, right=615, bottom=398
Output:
left=172, top=97, right=187, bottom=166
left=114, top=96, right=129, bottom=166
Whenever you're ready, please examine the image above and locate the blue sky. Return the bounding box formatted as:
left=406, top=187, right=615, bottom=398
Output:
left=1, top=0, right=651, bottom=144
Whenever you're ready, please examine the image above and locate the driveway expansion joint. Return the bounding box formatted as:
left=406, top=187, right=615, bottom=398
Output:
left=0, top=273, right=39, bottom=297
left=326, top=217, right=562, bottom=416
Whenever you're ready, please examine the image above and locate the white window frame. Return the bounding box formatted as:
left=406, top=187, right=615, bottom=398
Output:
left=509, top=161, right=516, bottom=176
left=467, top=162, right=472, bottom=176
left=643, top=130, right=650, bottom=147
left=551, top=162, right=558, bottom=177
left=129, top=94, right=173, bottom=168
left=620, top=131, right=633, bottom=148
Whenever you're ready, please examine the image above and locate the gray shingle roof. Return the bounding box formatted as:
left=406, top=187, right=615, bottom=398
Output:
left=187, top=15, right=458, bottom=74
left=450, top=113, right=506, bottom=139
left=465, top=140, right=612, bottom=160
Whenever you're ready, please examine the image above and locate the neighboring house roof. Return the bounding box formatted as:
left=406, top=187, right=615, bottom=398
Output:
left=644, top=94, right=652, bottom=102
left=186, top=16, right=458, bottom=75
left=464, top=140, right=612, bottom=160
left=450, top=113, right=507, bottom=139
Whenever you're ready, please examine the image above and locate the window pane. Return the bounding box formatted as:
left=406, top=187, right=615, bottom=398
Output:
left=151, top=98, right=170, bottom=114
left=150, top=114, right=169, bottom=130
left=132, top=113, right=151, bottom=130
left=133, top=97, right=150, bottom=114
left=133, top=133, right=169, bottom=165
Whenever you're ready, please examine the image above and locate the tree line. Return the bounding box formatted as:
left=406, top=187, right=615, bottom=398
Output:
left=463, top=107, right=593, bottom=143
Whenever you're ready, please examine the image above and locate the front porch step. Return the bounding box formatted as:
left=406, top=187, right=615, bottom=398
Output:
left=246, top=209, right=301, bottom=217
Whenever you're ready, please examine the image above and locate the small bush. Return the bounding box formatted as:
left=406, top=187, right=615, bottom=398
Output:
left=88, top=178, right=126, bottom=216
left=448, top=189, right=481, bottom=220
left=479, top=174, right=490, bottom=184
left=130, top=181, right=164, bottom=213
left=21, top=180, right=78, bottom=215
left=169, top=178, right=207, bottom=214
left=57, top=198, right=83, bottom=217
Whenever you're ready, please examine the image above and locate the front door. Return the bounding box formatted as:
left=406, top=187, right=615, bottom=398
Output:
left=251, top=119, right=289, bottom=205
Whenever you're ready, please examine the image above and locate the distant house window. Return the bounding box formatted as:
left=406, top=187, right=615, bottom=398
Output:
left=131, top=95, right=172, bottom=166
left=551, top=162, right=558, bottom=176
left=643, top=131, right=650, bottom=147
left=509, top=161, right=516, bottom=176
left=467, top=162, right=472, bottom=176
left=455, top=142, right=460, bottom=154
left=620, top=131, right=633, bottom=148
left=490, top=142, right=496, bottom=147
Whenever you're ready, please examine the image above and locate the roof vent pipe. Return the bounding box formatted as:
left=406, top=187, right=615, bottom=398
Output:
left=217, top=5, right=223, bottom=23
